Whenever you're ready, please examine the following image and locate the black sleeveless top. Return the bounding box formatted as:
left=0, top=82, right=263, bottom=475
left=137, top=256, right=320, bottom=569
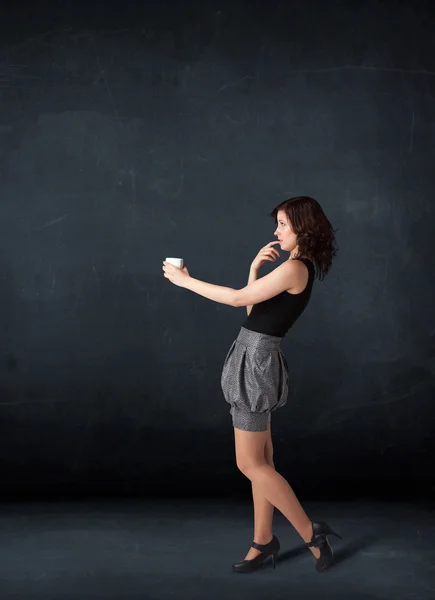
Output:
left=241, top=258, right=315, bottom=338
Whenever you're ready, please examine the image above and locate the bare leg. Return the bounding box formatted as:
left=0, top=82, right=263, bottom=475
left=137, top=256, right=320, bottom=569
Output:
left=235, top=427, right=320, bottom=559
left=244, top=422, right=275, bottom=560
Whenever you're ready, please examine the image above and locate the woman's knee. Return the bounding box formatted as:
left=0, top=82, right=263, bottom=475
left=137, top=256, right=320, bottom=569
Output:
left=237, top=458, right=267, bottom=475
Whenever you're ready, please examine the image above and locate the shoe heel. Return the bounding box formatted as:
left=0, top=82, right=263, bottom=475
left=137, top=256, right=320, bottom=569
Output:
left=325, top=526, right=343, bottom=540
left=271, top=551, right=278, bottom=569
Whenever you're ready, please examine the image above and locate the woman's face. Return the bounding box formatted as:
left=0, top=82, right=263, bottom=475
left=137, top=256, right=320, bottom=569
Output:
left=274, top=210, right=298, bottom=253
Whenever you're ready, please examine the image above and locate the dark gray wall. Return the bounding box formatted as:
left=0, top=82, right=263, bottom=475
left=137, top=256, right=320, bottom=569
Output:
left=1, top=0, right=434, bottom=500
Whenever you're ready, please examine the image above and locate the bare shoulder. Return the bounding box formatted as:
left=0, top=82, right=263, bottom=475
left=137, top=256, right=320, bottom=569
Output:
left=282, top=259, right=309, bottom=294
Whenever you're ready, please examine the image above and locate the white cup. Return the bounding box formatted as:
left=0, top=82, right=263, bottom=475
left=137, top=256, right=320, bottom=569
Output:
left=166, top=257, right=184, bottom=269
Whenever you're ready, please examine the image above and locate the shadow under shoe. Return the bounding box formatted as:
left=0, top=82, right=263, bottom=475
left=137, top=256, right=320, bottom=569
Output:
left=232, top=535, right=280, bottom=573
left=305, top=520, right=343, bottom=573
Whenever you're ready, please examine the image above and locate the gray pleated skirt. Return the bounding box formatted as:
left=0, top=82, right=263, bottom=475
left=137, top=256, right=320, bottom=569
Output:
left=220, top=326, right=289, bottom=432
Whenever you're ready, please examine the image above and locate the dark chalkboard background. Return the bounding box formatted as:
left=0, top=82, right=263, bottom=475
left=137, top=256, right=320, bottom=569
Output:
left=0, top=0, right=434, bottom=500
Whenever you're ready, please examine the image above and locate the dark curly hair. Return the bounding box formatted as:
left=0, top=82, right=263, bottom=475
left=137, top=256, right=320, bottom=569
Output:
left=270, top=196, right=339, bottom=281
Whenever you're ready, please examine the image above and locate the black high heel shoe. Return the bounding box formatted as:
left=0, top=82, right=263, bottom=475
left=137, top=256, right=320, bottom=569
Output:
left=232, top=535, right=280, bottom=573
left=305, top=520, right=343, bottom=573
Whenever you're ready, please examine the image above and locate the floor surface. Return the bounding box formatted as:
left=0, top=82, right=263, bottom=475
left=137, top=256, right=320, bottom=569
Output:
left=0, top=498, right=433, bottom=599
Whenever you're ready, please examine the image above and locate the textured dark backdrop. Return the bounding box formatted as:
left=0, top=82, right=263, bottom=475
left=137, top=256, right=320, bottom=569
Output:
left=0, top=0, right=434, bottom=500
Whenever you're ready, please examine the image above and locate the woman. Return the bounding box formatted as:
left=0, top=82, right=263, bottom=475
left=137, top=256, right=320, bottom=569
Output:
left=162, top=195, right=341, bottom=574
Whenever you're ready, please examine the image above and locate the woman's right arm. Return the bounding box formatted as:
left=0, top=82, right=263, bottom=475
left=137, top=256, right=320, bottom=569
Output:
left=246, top=266, right=259, bottom=316
left=245, top=241, right=280, bottom=314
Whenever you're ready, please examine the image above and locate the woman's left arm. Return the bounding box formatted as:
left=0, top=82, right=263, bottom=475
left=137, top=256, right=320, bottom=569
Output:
left=163, top=261, right=297, bottom=307
left=184, top=277, right=237, bottom=306
left=162, top=261, right=237, bottom=306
